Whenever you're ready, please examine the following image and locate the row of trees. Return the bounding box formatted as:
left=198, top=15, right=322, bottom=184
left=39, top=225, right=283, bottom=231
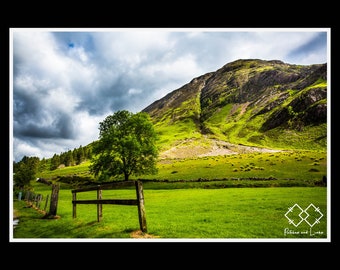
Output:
left=13, top=110, right=159, bottom=189
left=13, top=144, right=92, bottom=189
left=49, top=145, right=92, bottom=170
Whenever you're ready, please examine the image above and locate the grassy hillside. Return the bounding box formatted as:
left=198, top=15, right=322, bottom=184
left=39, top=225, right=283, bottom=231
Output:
left=36, top=149, right=327, bottom=189
left=143, top=59, right=327, bottom=153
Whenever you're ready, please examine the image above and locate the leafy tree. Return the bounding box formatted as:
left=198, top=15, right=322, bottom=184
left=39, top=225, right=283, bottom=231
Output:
left=74, top=145, right=85, bottom=165
left=13, top=156, right=40, bottom=188
left=50, top=154, right=60, bottom=170
left=64, top=150, right=74, bottom=166
left=90, top=110, right=159, bottom=181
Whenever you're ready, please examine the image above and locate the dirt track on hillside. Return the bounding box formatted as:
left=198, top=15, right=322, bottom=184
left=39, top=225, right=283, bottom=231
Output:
left=159, top=138, right=281, bottom=159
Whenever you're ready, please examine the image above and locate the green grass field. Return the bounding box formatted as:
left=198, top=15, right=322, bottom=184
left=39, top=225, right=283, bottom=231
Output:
left=12, top=185, right=328, bottom=240
left=12, top=149, right=329, bottom=241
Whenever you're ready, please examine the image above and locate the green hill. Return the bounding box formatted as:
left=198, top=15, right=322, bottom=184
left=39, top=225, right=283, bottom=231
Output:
left=142, top=59, right=327, bottom=156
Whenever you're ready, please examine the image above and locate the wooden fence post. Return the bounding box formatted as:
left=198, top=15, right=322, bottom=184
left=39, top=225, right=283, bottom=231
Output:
left=135, top=180, right=147, bottom=233
left=44, top=194, right=49, bottom=212
left=25, top=191, right=30, bottom=201
left=36, top=194, right=42, bottom=208
left=97, top=186, right=102, bottom=222
left=72, top=192, right=77, bottom=218
left=48, top=183, right=60, bottom=217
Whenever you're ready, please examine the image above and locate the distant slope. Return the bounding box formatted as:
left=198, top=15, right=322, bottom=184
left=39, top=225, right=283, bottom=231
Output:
left=142, top=59, right=327, bottom=157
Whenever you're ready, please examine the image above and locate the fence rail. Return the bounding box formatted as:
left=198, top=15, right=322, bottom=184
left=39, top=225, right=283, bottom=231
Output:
left=71, top=180, right=147, bottom=232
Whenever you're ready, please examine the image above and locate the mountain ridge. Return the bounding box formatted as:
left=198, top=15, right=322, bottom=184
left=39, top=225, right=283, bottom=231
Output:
left=142, top=58, right=327, bottom=158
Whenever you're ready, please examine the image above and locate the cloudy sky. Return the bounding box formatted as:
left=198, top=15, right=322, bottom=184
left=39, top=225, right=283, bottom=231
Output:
left=10, top=28, right=329, bottom=162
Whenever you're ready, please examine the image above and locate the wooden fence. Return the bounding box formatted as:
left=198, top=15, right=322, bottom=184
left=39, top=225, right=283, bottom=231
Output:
left=71, top=180, right=147, bottom=232
left=20, top=190, right=48, bottom=211
left=18, top=183, right=60, bottom=218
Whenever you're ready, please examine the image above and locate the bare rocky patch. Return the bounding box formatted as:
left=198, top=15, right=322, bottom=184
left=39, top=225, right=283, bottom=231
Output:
left=159, top=137, right=281, bottom=160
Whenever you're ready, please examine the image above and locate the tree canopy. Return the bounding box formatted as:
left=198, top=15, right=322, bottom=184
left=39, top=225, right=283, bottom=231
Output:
left=13, top=156, right=40, bottom=188
left=89, top=110, right=159, bottom=181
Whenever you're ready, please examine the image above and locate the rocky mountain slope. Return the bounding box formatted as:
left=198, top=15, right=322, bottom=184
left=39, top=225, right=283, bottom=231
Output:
left=142, top=59, right=327, bottom=158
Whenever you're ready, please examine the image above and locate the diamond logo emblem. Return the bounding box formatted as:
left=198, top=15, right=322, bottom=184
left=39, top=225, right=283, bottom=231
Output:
left=285, top=203, right=323, bottom=227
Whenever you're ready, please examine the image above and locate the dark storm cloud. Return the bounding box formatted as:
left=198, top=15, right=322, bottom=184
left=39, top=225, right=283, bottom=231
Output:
left=71, top=72, right=137, bottom=115
left=14, top=112, right=75, bottom=140
left=13, top=64, right=76, bottom=141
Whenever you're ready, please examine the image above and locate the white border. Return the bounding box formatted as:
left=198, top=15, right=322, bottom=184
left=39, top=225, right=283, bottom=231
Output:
left=9, top=27, right=331, bottom=243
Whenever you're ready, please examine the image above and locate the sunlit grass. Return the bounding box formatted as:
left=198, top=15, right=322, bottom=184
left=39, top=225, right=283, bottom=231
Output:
left=142, top=150, right=327, bottom=182
left=37, top=150, right=327, bottom=187
left=13, top=186, right=327, bottom=239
